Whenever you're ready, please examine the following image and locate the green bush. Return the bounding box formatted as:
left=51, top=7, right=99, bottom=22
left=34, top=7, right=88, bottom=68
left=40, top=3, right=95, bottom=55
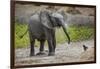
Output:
left=15, top=23, right=94, bottom=48
left=15, top=23, right=29, bottom=48
left=68, top=26, right=94, bottom=41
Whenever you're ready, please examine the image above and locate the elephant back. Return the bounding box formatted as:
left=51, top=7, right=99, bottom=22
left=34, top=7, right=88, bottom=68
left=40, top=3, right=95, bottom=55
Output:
left=28, top=13, right=45, bottom=40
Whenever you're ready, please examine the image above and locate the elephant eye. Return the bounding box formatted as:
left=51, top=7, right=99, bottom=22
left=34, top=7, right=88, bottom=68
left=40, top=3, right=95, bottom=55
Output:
left=55, top=17, right=59, bottom=21
left=55, top=17, right=62, bottom=26
left=55, top=18, right=61, bottom=23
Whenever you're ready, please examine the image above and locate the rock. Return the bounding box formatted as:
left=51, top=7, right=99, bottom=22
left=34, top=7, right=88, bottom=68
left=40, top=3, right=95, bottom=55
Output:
left=65, top=13, right=94, bottom=27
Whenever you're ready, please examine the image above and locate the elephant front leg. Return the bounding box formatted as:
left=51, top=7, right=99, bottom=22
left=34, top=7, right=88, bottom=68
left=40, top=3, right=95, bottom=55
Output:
left=52, top=30, right=56, bottom=52
left=48, top=30, right=56, bottom=56
left=45, top=30, right=55, bottom=56
left=47, top=39, right=55, bottom=56
left=30, top=40, right=35, bottom=56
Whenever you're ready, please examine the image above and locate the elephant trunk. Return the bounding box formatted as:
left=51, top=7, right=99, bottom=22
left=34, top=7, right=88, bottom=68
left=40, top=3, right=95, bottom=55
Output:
left=62, top=24, right=70, bottom=44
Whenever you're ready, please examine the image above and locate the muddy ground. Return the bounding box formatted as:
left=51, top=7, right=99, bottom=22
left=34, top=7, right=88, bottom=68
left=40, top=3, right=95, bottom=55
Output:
left=15, top=40, right=95, bottom=66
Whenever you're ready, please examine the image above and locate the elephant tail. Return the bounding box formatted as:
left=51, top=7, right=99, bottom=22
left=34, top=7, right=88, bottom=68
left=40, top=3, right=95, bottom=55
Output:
left=19, top=29, right=28, bottom=39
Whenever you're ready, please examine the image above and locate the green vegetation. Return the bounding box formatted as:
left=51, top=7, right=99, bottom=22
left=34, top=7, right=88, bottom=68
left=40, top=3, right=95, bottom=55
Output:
left=15, top=23, right=94, bottom=48
left=15, top=23, right=29, bottom=48
left=68, top=25, right=94, bottom=41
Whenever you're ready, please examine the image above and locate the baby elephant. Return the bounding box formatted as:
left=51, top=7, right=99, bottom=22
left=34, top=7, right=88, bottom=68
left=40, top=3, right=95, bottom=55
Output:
left=20, top=10, right=70, bottom=56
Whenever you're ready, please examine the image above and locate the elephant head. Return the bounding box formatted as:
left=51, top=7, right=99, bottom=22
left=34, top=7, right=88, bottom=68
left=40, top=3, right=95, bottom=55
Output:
left=40, top=11, right=70, bottom=44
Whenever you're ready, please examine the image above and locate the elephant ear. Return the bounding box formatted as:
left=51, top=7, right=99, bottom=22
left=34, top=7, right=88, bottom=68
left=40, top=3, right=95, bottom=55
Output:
left=40, top=11, right=54, bottom=29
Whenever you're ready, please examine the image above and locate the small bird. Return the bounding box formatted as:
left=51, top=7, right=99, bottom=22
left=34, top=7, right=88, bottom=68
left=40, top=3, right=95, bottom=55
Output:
left=83, top=45, right=88, bottom=51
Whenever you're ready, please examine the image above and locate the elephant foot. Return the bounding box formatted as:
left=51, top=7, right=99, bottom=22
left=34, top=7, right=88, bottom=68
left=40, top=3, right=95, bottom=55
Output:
left=36, top=51, right=46, bottom=55
left=48, top=52, right=55, bottom=56
left=30, top=53, right=35, bottom=56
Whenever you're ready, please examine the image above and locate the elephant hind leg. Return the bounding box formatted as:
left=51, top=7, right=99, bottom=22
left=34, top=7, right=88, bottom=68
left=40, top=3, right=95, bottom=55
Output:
left=30, top=39, right=35, bottom=56
left=40, top=40, right=45, bottom=52
left=36, top=40, right=46, bottom=55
